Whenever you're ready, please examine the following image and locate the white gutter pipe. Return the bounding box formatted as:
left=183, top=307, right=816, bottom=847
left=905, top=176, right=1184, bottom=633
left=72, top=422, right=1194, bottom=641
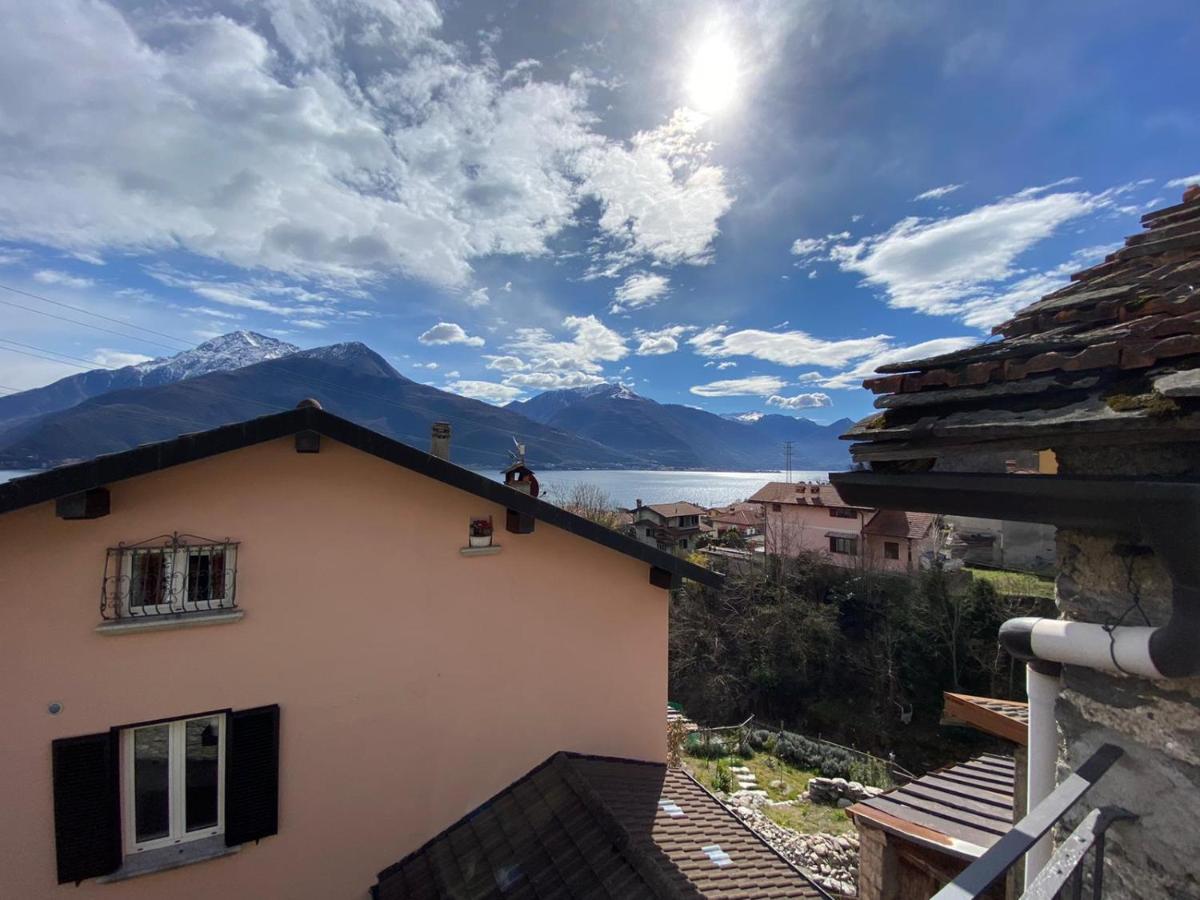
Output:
left=1023, top=660, right=1062, bottom=888
left=1002, top=617, right=1163, bottom=679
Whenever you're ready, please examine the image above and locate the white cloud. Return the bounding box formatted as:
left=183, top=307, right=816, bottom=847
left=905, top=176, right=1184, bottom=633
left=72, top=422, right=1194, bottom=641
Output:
left=766, top=392, right=832, bottom=409
left=610, top=272, right=670, bottom=313
left=633, top=325, right=692, bottom=356
left=1165, top=173, right=1200, bottom=189
left=827, top=185, right=1114, bottom=325
left=505, top=314, right=626, bottom=374
left=0, top=1, right=732, bottom=293
left=503, top=370, right=606, bottom=390
left=815, top=337, right=978, bottom=390
left=91, top=348, right=154, bottom=368
left=32, top=268, right=93, bottom=288
left=411, top=361, right=438, bottom=369
left=418, top=322, right=485, bottom=347
left=581, top=108, right=733, bottom=274
left=287, top=318, right=327, bottom=329
left=502, top=281, right=512, bottom=292
left=689, top=375, right=788, bottom=397
left=790, top=230, right=851, bottom=262
left=913, top=183, right=964, bottom=201
left=445, top=379, right=524, bottom=404
left=689, top=325, right=890, bottom=367
left=483, top=355, right=526, bottom=372
left=716, top=361, right=737, bottom=369
left=464, top=287, right=490, bottom=307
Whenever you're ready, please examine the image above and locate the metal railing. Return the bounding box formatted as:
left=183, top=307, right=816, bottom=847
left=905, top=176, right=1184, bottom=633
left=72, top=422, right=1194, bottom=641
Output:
left=101, top=532, right=238, bottom=620
left=932, top=744, right=1133, bottom=900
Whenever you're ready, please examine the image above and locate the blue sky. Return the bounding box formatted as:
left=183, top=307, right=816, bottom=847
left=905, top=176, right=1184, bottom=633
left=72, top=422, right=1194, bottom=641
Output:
left=1, top=0, right=1197, bottom=423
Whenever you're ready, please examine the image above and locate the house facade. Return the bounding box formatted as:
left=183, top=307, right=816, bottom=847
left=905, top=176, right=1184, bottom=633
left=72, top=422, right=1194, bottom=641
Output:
left=747, top=481, right=935, bottom=573
left=630, top=500, right=708, bottom=552
left=0, top=406, right=715, bottom=898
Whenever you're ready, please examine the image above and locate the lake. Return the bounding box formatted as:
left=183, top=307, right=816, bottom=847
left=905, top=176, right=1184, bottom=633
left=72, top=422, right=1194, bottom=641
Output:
left=2, top=467, right=836, bottom=509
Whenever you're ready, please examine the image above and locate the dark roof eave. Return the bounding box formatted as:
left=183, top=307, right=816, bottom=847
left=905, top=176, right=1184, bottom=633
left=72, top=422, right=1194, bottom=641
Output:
left=0, top=406, right=721, bottom=588
left=830, top=470, right=1200, bottom=531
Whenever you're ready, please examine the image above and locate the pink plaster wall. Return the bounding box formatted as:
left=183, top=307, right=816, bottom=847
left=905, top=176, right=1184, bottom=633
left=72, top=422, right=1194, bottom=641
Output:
left=0, top=437, right=667, bottom=899
left=762, top=505, right=924, bottom=573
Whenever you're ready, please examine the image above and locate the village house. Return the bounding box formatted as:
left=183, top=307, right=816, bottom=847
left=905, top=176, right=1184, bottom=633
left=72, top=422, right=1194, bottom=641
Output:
left=704, top=502, right=765, bottom=538
left=747, top=481, right=937, bottom=573
left=833, top=187, right=1200, bottom=898
left=630, top=499, right=709, bottom=552
left=0, top=403, right=825, bottom=899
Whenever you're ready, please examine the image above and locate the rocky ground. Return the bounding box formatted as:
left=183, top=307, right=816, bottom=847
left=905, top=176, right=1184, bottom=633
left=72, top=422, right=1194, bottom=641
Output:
left=716, top=772, right=884, bottom=897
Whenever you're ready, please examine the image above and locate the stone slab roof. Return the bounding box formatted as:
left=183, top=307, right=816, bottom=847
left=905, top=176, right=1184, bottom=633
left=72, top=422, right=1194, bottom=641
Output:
left=373, top=752, right=826, bottom=899
left=843, top=189, right=1200, bottom=464
left=847, top=754, right=1016, bottom=861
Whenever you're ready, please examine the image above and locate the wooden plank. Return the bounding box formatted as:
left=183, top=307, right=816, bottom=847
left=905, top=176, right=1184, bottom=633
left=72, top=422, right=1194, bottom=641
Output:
left=860, top=797, right=1006, bottom=850
left=943, top=693, right=1029, bottom=745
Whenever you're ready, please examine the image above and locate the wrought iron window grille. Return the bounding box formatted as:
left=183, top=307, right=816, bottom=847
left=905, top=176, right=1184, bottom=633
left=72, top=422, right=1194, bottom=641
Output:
left=102, top=533, right=238, bottom=620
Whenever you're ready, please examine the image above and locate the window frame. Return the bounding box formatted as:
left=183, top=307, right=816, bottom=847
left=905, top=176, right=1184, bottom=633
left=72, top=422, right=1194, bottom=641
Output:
left=106, top=534, right=238, bottom=620
left=883, top=541, right=901, bottom=560
left=120, top=713, right=227, bottom=855
left=829, top=536, right=858, bottom=555
left=829, top=507, right=857, bottom=519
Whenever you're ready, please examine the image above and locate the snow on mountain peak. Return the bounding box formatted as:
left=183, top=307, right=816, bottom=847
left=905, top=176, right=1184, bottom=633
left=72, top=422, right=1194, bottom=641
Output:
left=133, top=331, right=299, bottom=380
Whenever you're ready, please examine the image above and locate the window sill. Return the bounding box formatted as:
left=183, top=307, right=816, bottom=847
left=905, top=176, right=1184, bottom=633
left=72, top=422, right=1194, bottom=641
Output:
left=97, top=836, right=239, bottom=883
left=95, top=608, right=244, bottom=635
left=460, top=545, right=502, bottom=556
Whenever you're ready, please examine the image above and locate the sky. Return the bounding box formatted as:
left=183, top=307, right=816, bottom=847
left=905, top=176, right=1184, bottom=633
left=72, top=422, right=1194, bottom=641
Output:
left=0, top=0, right=1197, bottom=423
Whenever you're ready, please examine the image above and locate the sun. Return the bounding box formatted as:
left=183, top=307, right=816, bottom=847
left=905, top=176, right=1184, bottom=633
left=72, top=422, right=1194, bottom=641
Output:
left=685, top=35, right=739, bottom=114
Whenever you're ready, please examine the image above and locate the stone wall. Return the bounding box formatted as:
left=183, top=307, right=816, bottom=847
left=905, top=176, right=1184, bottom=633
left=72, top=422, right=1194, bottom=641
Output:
left=1053, top=445, right=1200, bottom=899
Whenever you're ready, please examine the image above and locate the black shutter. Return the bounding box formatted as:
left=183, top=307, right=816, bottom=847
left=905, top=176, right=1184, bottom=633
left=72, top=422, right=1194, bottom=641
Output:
left=225, top=704, right=280, bottom=846
left=51, top=731, right=121, bottom=884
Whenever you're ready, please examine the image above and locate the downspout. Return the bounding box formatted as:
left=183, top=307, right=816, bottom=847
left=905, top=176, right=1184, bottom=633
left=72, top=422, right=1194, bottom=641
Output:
left=998, top=515, right=1200, bottom=888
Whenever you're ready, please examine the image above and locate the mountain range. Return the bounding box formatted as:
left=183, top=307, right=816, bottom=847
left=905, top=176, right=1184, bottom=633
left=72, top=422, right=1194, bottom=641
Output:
left=0, top=332, right=852, bottom=472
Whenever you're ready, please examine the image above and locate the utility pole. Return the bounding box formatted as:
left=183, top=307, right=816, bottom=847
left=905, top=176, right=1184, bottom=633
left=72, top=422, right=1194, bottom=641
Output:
left=783, top=441, right=794, bottom=483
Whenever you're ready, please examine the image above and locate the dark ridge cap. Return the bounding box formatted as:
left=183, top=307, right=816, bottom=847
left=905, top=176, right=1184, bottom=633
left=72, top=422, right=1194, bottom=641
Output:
left=0, top=406, right=719, bottom=587
left=1142, top=195, right=1200, bottom=225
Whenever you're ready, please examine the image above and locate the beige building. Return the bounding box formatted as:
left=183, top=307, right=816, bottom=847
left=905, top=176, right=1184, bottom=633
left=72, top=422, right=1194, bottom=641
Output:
left=0, top=404, right=720, bottom=898
left=747, top=481, right=936, bottom=573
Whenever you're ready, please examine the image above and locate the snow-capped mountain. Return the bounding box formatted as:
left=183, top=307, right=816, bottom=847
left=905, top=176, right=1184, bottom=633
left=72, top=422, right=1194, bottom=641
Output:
left=0, top=331, right=298, bottom=429
left=130, top=331, right=298, bottom=382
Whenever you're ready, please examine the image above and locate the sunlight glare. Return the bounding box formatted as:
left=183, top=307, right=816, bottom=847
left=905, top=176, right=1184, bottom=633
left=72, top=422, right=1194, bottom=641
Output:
left=685, top=35, right=738, bottom=114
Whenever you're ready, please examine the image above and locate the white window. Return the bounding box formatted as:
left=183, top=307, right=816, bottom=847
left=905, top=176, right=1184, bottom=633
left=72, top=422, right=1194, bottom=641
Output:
left=121, top=714, right=225, bottom=854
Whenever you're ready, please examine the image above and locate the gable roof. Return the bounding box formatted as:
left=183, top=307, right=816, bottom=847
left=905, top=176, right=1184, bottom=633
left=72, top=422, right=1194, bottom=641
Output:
left=746, top=482, right=865, bottom=510
left=645, top=501, right=707, bottom=518
left=0, top=404, right=719, bottom=587
left=372, top=752, right=826, bottom=899
left=863, top=509, right=936, bottom=540
left=843, top=191, right=1200, bottom=464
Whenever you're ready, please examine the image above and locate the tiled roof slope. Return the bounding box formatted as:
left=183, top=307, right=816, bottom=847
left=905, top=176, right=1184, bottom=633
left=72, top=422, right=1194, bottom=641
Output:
left=844, top=190, right=1200, bottom=464
left=747, top=482, right=863, bottom=509
left=373, top=752, right=826, bottom=900
left=847, top=754, right=1015, bottom=860
left=863, top=509, right=936, bottom=540
left=645, top=501, right=708, bottom=518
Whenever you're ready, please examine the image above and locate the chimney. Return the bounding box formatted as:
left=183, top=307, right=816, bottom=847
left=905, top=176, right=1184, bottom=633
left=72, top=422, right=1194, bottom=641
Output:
left=1184, top=184, right=1200, bottom=204
left=635, top=498, right=643, bottom=508
left=430, top=422, right=451, bottom=460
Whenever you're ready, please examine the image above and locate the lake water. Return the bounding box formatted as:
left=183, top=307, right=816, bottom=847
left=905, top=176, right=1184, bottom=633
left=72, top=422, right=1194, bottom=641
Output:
left=1, top=467, right=835, bottom=509
left=476, top=468, right=833, bottom=508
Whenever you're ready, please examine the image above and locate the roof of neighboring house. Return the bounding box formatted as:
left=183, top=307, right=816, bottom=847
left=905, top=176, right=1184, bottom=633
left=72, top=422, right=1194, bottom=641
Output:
left=842, top=191, right=1200, bottom=464
left=643, top=501, right=708, bottom=518
left=942, top=692, right=1029, bottom=746
left=708, top=507, right=763, bottom=529
left=372, top=752, right=826, bottom=899
left=0, top=404, right=719, bottom=587
left=847, top=753, right=1016, bottom=861
left=746, top=482, right=866, bottom=510
left=864, top=509, right=937, bottom=541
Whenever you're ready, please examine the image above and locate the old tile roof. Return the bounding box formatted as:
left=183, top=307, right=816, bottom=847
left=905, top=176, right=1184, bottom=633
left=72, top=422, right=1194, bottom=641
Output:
left=843, top=190, right=1200, bottom=464
left=847, top=754, right=1016, bottom=861
left=373, top=752, right=826, bottom=900
left=746, top=482, right=865, bottom=509
left=863, top=509, right=936, bottom=540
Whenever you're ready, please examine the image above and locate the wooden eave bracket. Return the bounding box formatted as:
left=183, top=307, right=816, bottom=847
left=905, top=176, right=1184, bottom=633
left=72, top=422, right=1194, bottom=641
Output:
left=56, top=487, right=110, bottom=519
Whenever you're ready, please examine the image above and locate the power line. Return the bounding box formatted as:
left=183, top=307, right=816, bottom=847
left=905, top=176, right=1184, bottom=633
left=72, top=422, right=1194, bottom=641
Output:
left=0, top=283, right=192, bottom=350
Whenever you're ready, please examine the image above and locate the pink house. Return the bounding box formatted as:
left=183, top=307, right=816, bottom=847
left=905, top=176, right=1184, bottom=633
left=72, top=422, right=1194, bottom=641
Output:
left=748, top=481, right=936, bottom=573
left=0, top=404, right=757, bottom=898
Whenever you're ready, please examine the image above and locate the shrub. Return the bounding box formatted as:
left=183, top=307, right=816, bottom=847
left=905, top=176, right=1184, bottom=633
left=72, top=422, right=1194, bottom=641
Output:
left=713, top=759, right=734, bottom=794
